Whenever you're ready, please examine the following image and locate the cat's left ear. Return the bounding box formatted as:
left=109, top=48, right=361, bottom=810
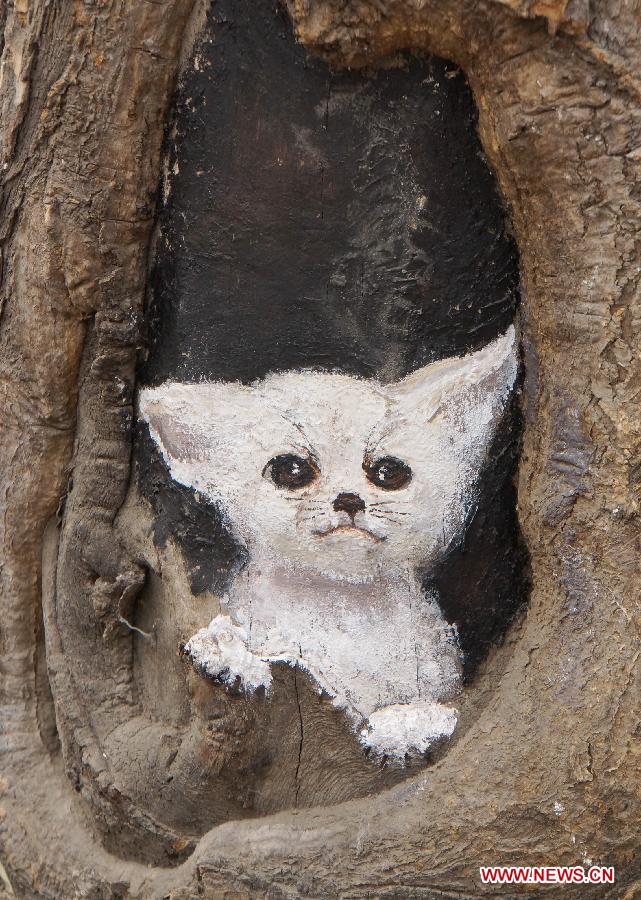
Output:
left=387, top=325, right=518, bottom=422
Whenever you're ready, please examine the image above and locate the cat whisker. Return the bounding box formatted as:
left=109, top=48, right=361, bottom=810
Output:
left=284, top=499, right=323, bottom=510
left=369, top=513, right=402, bottom=525
left=298, top=514, right=326, bottom=525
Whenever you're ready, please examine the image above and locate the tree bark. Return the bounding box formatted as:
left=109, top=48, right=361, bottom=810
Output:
left=2, top=0, right=641, bottom=897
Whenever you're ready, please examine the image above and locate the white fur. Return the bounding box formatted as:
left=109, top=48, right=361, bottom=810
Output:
left=140, top=326, right=517, bottom=759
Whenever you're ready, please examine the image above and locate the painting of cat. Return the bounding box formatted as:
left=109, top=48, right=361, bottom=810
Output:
left=139, top=325, right=517, bottom=759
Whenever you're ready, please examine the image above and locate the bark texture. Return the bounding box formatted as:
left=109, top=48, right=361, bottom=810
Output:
left=2, top=0, right=641, bottom=897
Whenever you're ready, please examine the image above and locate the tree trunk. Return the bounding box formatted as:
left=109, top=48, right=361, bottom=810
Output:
left=2, top=0, right=641, bottom=897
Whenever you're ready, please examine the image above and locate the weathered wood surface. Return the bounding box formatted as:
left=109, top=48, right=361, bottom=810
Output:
left=1, top=0, right=641, bottom=896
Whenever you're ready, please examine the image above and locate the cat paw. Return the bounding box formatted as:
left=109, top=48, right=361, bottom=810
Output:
left=183, top=615, right=273, bottom=694
left=359, top=701, right=458, bottom=760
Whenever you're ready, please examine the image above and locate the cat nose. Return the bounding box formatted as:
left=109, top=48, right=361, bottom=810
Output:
left=333, top=492, right=366, bottom=518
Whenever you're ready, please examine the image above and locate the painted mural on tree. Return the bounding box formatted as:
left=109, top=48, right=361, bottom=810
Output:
left=140, top=329, right=517, bottom=757
left=136, top=0, right=526, bottom=765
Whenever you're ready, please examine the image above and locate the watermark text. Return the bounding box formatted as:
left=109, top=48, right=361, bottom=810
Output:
left=480, top=866, right=615, bottom=886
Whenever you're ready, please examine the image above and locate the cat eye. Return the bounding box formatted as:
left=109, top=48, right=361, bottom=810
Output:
left=264, top=454, right=319, bottom=490
left=363, top=456, right=412, bottom=491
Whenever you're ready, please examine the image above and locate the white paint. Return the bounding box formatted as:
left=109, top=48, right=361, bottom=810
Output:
left=140, top=326, right=517, bottom=759
left=361, top=702, right=458, bottom=759
left=185, top=616, right=273, bottom=693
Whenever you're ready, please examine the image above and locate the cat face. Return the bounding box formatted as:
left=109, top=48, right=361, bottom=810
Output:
left=139, top=327, right=517, bottom=582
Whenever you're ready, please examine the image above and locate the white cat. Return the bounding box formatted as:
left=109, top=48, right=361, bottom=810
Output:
left=139, top=326, right=517, bottom=760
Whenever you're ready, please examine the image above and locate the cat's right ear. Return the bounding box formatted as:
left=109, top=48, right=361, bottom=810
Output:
left=137, top=381, right=251, bottom=487
left=139, top=383, right=208, bottom=467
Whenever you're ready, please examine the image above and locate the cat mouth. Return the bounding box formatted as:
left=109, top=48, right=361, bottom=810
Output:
left=312, top=525, right=386, bottom=543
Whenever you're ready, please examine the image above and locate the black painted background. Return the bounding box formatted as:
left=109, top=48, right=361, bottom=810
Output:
left=137, top=0, right=527, bottom=676
left=141, top=0, right=518, bottom=386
